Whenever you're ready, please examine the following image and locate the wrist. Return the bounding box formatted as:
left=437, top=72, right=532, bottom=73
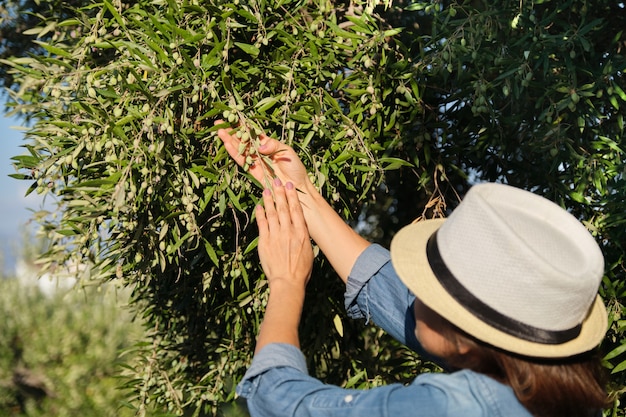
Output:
left=297, top=181, right=325, bottom=213
left=295, top=185, right=313, bottom=207
left=268, top=278, right=307, bottom=299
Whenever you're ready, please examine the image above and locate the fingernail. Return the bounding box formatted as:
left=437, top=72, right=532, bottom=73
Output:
left=285, top=182, right=294, bottom=190
left=274, top=178, right=282, bottom=186
left=263, top=188, right=271, bottom=196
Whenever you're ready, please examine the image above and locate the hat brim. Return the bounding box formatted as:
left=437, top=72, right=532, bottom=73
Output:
left=390, top=219, right=608, bottom=358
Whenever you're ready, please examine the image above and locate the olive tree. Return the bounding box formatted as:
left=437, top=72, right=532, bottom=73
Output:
left=3, top=0, right=625, bottom=415
left=414, top=0, right=626, bottom=410
left=3, top=0, right=430, bottom=414
left=419, top=0, right=626, bottom=360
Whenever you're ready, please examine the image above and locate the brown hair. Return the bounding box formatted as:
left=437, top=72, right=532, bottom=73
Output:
left=443, top=327, right=610, bottom=417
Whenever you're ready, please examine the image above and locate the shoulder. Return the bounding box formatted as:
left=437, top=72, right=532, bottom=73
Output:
left=411, top=370, right=533, bottom=417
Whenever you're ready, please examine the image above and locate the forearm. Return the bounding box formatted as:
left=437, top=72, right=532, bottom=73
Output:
left=255, top=281, right=306, bottom=353
left=298, top=182, right=371, bottom=283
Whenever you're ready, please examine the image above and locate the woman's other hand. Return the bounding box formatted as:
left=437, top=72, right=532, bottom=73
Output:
left=216, top=122, right=313, bottom=194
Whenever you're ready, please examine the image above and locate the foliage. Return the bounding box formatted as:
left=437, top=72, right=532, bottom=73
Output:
left=0, top=278, right=144, bottom=416
left=0, top=0, right=92, bottom=90
left=2, top=0, right=428, bottom=414
left=412, top=0, right=626, bottom=406
left=2, top=0, right=625, bottom=415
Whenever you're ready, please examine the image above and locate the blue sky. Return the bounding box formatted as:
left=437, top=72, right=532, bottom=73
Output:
left=0, top=112, right=47, bottom=274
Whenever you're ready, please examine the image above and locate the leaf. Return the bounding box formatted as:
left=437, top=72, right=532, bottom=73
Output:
left=103, top=0, right=126, bottom=28
left=382, top=28, right=403, bottom=37
left=22, top=27, right=45, bottom=36
left=345, top=15, right=374, bottom=33
left=234, top=42, right=260, bottom=57
left=604, top=342, right=626, bottom=360
left=611, top=359, right=626, bottom=374
left=238, top=294, right=252, bottom=307
left=187, top=170, right=200, bottom=189
left=95, top=87, right=121, bottom=98
left=352, top=164, right=375, bottom=172
left=255, top=97, right=279, bottom=112
left=612, top=84, right=626, bottom=102
left=218, top=193, right=226, bottom=214
left=289, top=112, right=312, bottom=124
left=569, top=191, right=586, bottom=203
left=58, top=18, right=82, bottom=27
left=332, top=151, right=352, bottom=164
left=159, top=223, right=169, bottom=242
left=226, top=187, right=243, bottom=211
left=325, top=21, right=367, bottom=40
left=345, top=369, right=367, bottom=388
left=380, top=157, right=414, bottom=170
left=243, top=237, right=259, bottom=255
left=10, top=154, right=40, bottom=168
left=235, top=8, right=257, bottom=22
left=333, top=314, right=344, bottom=337
left=8, top=173, right=32, bottom=180
left=72, top=177, right=119, bottom=188
left=32, top=40, right=71, bottom=58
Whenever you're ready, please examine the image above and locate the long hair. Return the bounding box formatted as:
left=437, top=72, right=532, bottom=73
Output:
left=442, top=326, right=610, bottom=417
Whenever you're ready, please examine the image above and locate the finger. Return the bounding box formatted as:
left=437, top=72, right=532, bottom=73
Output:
left=217, top=120, right=270, bottom=158
left=285, top=182, right=307, bottom=233
left=255, top=204, right=269, bottom=239
left=261, top=187, right=279, bottom=229
left=255, top=203, right=273, bottom=275
left=271, top=178, right=291, bottom=228
left=217, top=122, right=265, bottom=182
left=257, top=136, right=282, bottom=156
left=217, top=125, right=247, bottom=165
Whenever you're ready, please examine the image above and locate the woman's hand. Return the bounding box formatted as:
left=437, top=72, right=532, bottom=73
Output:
left=254, top=178, right=314, bottom=352
left=216, top=122, right=313, bottom=193
left=257, top=178, right=313, bottom=291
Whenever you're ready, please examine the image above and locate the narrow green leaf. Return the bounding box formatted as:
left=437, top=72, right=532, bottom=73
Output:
left=380, top=157, right=413, bottom=169
left=243, top=237, right=259, bottom=255
left=612, top=83, right=626, bottom=101
left=235, top=9, right=257, bottom=22
left=57, top=229, right=79, bottom=236
left=103, top=0, right=126, bottom=28
left=234, top=42, right=260, bottom=57
left=8, top=173, right=31, bottom=180
left=255, top=96, right=279, bottom=112
left=32, top=40, right=71, bottom=58
left=226, top=187, right=243, bottom=211
left=11, top=155, right=39, bottom=167
left=611, top=359, right=626, bottom=374
left=58, top=18, right=82, bottom=27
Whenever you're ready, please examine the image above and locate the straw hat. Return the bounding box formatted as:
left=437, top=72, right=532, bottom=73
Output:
left=390, top=182, right=607, bottom=358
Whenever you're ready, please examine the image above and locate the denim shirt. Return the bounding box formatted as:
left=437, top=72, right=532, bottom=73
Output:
left=237, top=244, right=533, bottom=417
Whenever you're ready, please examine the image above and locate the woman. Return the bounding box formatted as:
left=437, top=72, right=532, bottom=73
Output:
left=217, top=125, right=610, bottom=417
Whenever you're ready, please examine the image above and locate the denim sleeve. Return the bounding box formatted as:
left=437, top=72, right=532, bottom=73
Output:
left=237, top=344, right=451, bottom=417
left=344, top=244, right=422, bottom=352
left=236, top=347, right=533, bottom=417
left=237, top=343, right=308, bottom=383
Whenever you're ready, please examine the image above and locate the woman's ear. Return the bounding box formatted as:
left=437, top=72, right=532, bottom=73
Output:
left=456, top=338, right=472, bottom=356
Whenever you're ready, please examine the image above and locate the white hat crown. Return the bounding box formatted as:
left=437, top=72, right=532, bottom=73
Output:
left=434, top=183, right=604, bottom=342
